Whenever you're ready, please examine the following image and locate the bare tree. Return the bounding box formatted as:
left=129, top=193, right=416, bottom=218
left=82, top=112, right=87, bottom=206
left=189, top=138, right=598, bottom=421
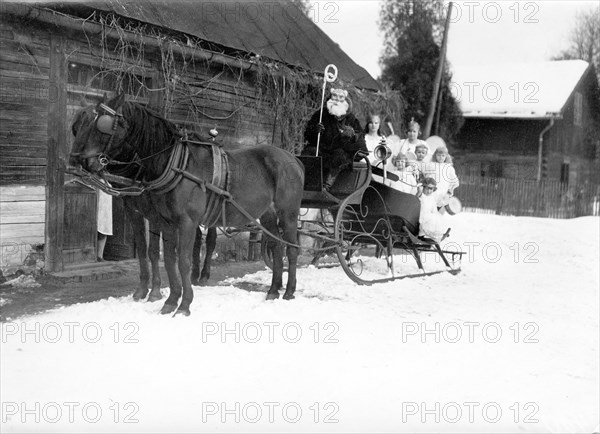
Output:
left=553, top=6, right=600, bottom=81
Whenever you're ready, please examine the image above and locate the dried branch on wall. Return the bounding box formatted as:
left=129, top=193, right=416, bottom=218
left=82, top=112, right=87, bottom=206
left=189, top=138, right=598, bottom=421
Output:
left=71, top=11, right=403, bottom=152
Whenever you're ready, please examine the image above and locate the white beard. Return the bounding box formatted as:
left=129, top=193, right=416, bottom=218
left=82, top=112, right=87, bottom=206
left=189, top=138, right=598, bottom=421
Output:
left=327, top=99, right=349, bottom=118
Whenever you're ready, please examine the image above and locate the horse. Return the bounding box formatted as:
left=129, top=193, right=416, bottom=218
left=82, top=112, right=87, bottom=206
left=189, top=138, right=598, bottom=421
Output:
left=69, top=93, right=304, bottom=316
left=72, top=108, right=217, bottom=302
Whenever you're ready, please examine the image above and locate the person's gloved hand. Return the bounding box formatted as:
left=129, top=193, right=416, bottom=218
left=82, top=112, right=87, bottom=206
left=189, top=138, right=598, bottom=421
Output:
left=340, top=125, right=355, bottom=138
left=316, top=122, right=325, bottom=134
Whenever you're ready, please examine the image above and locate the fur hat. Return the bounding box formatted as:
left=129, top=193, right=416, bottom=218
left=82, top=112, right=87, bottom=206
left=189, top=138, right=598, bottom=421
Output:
left=330, top=88, right=348, bottom=99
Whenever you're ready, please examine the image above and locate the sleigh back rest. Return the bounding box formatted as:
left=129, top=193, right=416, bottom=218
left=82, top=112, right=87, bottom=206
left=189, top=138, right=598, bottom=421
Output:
left=330, top=161, right=370, bottom=195
left=297, top=155, right=371, bottom=197
left=297, top=155, right=323, bottom=192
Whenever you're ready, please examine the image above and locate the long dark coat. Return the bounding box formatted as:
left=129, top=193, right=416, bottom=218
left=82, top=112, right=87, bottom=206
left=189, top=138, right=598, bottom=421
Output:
left=302, top=108, right=367, bottom=173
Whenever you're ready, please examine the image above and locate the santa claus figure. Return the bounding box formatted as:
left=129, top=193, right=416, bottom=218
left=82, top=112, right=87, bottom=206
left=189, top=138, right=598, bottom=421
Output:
left=302, top=88, right=367, bottom=190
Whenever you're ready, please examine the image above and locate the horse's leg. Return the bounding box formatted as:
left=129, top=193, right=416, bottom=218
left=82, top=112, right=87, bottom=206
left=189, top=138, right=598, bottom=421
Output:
left=175, top=218, right=198, bottom=316
left=261, top=210, right=284, bottom=300
left=147, top=221, right=163, bottom=302
left=159, top=225, right=182, bottom=315
left=281, top=211, right=300, bottom=300
left=199, top=227, right=217, bottom=285
left=191, top=227, right=203, bottom=286
left=126, top=209, right=150, bottom=301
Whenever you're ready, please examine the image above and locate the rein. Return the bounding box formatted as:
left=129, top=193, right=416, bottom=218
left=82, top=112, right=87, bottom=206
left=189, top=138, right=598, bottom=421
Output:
left=65, top=165, right=146, bottom=197
left=68, top=139, right=190, bottom=197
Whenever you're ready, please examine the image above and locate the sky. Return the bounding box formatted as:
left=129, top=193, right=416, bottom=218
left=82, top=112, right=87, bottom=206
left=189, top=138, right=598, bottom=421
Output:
left=311, top=0, right=598, bottom=79
left=1, top=212, right=599, bottom=432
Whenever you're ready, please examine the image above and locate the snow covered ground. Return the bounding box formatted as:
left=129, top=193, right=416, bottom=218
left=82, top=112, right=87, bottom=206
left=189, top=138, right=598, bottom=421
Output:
left=1, top=212, right=598, bottom=433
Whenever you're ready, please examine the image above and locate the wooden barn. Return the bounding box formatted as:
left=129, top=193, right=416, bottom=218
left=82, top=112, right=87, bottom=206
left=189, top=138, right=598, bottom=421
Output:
left=452, top=60, right=600, bottom=185
left=0, top=1, right=400, bottom=275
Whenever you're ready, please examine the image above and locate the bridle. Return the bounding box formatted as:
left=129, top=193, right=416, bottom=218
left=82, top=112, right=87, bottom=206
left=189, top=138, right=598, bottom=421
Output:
left=70, top=102, right=181, bottom=184
left=95, top=103, right=123, bottom=166
left=70, top=103, right=123, bottom=167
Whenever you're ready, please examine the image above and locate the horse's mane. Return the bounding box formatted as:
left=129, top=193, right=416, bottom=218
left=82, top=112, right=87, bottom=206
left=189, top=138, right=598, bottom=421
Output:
left=120, top=102, right=182, bottom=179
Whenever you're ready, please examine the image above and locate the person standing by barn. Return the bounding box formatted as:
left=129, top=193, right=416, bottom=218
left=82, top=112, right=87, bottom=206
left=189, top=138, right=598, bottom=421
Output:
left=96, top=187, right=113, bottom=261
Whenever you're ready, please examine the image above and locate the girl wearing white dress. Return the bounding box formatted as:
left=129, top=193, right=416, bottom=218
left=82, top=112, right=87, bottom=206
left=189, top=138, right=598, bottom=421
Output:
left=398, top=118, right=430, bottom=161
left=420, top=146, right=459, bottom=210
left=363, top=114, right=387, bottom=166
left=418, top=178, right=448, bottom=242
left=383, top=153, right=419, bottom=194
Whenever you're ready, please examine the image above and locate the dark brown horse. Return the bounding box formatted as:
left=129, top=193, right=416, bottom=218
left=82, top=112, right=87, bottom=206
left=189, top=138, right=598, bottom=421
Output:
left=71, top=108, right=217, bottom=303
left=69, top=93, right=304, bottom=316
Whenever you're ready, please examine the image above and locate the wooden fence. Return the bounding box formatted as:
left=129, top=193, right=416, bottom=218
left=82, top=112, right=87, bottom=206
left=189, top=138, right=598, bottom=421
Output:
left=456, top=174, right=600, bottom=218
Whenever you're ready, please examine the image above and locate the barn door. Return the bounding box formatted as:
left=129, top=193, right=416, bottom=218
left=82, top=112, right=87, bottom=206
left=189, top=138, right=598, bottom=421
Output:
left=62, top=85, right=99, bottom=266
left=103, top=196, right=135, bottom=260
left=62, top=181, right=97, bottom=264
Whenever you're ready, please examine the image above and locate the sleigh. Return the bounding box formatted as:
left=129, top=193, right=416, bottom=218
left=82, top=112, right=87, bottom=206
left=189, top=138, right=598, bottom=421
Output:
left=264, top=155, right=465, bottom=284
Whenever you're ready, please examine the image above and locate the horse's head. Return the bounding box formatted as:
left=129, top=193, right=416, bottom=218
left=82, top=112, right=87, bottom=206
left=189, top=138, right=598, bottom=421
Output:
left=69, top=93, right=129, bottom=173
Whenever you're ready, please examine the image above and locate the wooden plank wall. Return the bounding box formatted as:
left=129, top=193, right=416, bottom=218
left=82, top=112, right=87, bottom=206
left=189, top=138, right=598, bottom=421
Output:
left=0, top=19, right=51, bottom=273
left=0, top=186, right=45, bottom=272
left=0, top=18, right=50, bottom=185
left=168, top=60, right=277, bottom=147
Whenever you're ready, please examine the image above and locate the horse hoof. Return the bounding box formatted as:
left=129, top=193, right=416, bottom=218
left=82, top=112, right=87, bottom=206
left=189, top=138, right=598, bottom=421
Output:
left=174, top=308, right=191, bottom=317
left=266, top=292, right=280, bottom=300
left=160, top=303, right=177, bottom=315
left=148, top=291, right=163, bottom=302
left=133, top=290, right=148, bottom=302
left=282, top=291, right=295, bottom=300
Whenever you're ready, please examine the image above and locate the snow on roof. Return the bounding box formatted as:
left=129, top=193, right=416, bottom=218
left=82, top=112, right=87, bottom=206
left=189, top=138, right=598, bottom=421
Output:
left=452, top=60, right=590, bottom=119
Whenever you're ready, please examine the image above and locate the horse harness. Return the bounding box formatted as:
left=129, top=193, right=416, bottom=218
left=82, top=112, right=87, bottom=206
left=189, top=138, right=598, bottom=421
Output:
left=172, top=139, right=231, bottom=228
left=74, top=128, right=232, bottom=228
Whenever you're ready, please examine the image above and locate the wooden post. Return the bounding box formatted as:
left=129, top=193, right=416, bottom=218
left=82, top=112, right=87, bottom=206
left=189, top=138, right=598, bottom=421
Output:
left=45, top=34, right=67, bottom=272
left=433, top=74, right=444, bottom=135
left=423, top=2, right=453, bottom=139
left=248, top=231, right=260, bottom=261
